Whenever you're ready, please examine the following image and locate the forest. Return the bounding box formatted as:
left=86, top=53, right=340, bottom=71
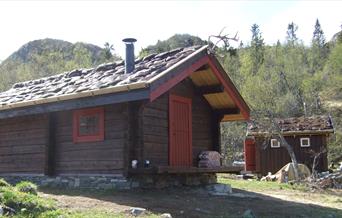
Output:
left=0, top=19, right=341, bottom=164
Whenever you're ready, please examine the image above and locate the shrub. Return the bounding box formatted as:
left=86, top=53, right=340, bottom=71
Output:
left=15, top=181, right=38, bottom=195
left=0, top=178, right=10, bottom=187
left=1, top=186, right=54, bottom=215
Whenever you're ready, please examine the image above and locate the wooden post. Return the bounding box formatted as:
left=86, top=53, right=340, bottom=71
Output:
left=212, top=113, right=222, bottom=153
left=45, top=112, right=56, bottom=176
left=126, top=101, right=144, bottom=176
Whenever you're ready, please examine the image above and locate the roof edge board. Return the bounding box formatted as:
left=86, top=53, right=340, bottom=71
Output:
left=206, top=55, right=250, bottom=120
left=0, top=88, right=150, bottom=119
left=0, top=82, right=148, bottom=111
left=146, top=45, right=209, bottom=84
left=248, top=129, right=335, bottom=136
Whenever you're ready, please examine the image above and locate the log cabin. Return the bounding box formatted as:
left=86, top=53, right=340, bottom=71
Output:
left=245, top=116, right=334, bottom=176
left=0, top=40, right=250, bottom=188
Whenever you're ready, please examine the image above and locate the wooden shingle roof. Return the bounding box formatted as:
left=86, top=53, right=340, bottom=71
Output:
left=0, top=46, right=203, bottom=108
left=248, top=116, right=334, bottom=135
left=0, top=45, right=250, bottom=121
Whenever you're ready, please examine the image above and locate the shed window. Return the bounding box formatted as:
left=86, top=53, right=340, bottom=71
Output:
left=270, top=139, right=280, bottom=148
left=73, top=107, right=104, bottom=143
left=300, top=138, right=310, bottom=147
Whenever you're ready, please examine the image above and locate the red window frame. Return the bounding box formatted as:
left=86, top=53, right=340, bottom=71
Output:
left=73, top=107, right=105, bottom=143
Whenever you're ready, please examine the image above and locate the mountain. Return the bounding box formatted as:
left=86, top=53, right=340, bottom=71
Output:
left=7, top=38, right=103, bottom=63
left=0, top=38, right=119, bottom=91
left=139, top=34, right=206, bottom=56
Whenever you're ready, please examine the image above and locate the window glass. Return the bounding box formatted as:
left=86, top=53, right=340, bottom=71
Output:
left=79, top=114, right=100, bottom=136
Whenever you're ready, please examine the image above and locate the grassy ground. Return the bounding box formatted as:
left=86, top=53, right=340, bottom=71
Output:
left=1, top=176, right=341, bottom=217
left=37, top=175, right=342, bottom=218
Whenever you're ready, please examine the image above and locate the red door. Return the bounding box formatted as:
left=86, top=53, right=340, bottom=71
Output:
left=244, top=138, right=256, bottom=171
left=169, top=95, right=192, bottom=167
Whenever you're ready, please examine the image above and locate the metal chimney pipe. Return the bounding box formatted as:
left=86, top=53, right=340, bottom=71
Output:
left=122, top=38, right=137, bottom=74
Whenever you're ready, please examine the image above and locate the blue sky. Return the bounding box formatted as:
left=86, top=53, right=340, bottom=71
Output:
left=0, top=0, right=341, bottom=59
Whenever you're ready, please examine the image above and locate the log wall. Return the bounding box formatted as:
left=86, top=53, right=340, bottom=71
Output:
left=0, top=114, right=48, bottom=174
left=54, top=104, right=128, bottom=175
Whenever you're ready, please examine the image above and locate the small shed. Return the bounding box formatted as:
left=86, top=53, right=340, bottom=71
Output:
left=0, top=43, right=250, bottom=188
left=245, top=116, right=334, bottom=175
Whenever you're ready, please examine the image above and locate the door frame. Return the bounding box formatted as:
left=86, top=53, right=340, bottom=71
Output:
left=169, top=94, right=192, bottom=166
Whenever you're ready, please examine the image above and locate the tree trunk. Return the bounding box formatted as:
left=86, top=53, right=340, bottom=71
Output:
left=270, top=117, right=300, bottom=181
left=279, top=134, right=299, bottom=180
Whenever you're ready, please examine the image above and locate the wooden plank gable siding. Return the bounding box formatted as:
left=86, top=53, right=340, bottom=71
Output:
left=255, top=135, right=328, bottom=175
left=0, top=114, right=48, bottom=174
left=142, top=79, right=214, bottom=167
left=54, top=104, right=127, bottom=175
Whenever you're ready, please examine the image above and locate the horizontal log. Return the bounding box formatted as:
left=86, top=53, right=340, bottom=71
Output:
left=144, top=134, right=168, bottom=144
left=143, top=117, right=168, bottom=128
left=144, top=142, right=168, bottom=154
left=55, top=169, right=124, bottom=175
left=55, top=160, right=124, bottom=170
left=55, top=140, right=125, bottom=151
left=143, top=126, right=168, bottom=136
left=143, top=107, right=168, bottom=119
left=0, top=145, right=45, bottom=154
left=56, top=149, right=124, bottom=161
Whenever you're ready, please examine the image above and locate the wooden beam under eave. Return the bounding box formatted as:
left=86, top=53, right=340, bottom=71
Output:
left=196, top=84, right=225, bottom=95
left=221, top=114, right=246, bottom=122
left=214, top=108, right=240, bottom=115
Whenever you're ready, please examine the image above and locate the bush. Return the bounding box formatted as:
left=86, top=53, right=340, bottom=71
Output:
left=1, top=186, right=56, bottom=216
left=0, top=178, right=10, bottom=187
left=15, top=181, right=38, bottom=195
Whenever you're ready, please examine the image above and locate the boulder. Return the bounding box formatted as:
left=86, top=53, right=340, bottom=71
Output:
left=160, top=213, right=172, bottom=218
left=130, top=207, right=146, bottom=216
left=242, top=209, right=256, bottom=218
left=206, top=183, right=232, bottom=196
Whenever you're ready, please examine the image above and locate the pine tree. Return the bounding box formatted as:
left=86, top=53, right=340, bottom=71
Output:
left=312, top=19, right=325, bottom=48
left=286, top=22, right=298, bottom=46
left=250, top=24, right=265, bottom=74
left=103, top=42, right=114, bottom=61
left=310, top=19, right=328, bottom=74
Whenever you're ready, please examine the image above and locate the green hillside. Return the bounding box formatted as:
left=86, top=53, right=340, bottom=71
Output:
left=0, top=38, right=119, bottom=91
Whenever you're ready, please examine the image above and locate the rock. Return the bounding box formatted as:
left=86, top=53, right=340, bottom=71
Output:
left=160, top=213, right=172, bottom=218
left=68, top=69, right=82, bottom=77
left=130, top=207, right=146, bottom=216
left=242, top=209, right=255, bottom=218
left=96, top=63, right=116, bottom=72
left=2, top=205, right=16, bottom=216
left=206, top=183, right=232, bottom=196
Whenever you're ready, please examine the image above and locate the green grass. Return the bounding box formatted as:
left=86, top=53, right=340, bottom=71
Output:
left=218, top=175, right=309, bottom=192
left=63, top=210, right=160, bottom=218
left=0, top=183, right=56, bottom=217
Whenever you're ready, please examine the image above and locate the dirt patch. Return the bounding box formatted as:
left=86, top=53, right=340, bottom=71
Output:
left=39, top=186, right=342, bottom=218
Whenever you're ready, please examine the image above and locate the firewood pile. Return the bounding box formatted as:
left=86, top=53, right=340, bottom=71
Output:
left=313, top=171, right=342, bottom=189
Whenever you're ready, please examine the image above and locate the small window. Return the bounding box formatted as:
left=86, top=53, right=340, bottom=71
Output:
left=73, top=107, right=104, bottom=143
left=300, top=138, right=310, bottom=147
left=270, top=139, right=280, bottom=148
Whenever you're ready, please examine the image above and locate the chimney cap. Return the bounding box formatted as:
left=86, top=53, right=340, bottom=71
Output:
left=122, top=38, right=137, bottom=43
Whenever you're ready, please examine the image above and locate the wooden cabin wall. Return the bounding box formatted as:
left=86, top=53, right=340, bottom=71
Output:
left=0, top=114, right=48, bottom=174
left=255, top=135, right=328, bottom=175
left=54, top=104, right=127, bottom=176
left=142, top=79, right=214, bottom=167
